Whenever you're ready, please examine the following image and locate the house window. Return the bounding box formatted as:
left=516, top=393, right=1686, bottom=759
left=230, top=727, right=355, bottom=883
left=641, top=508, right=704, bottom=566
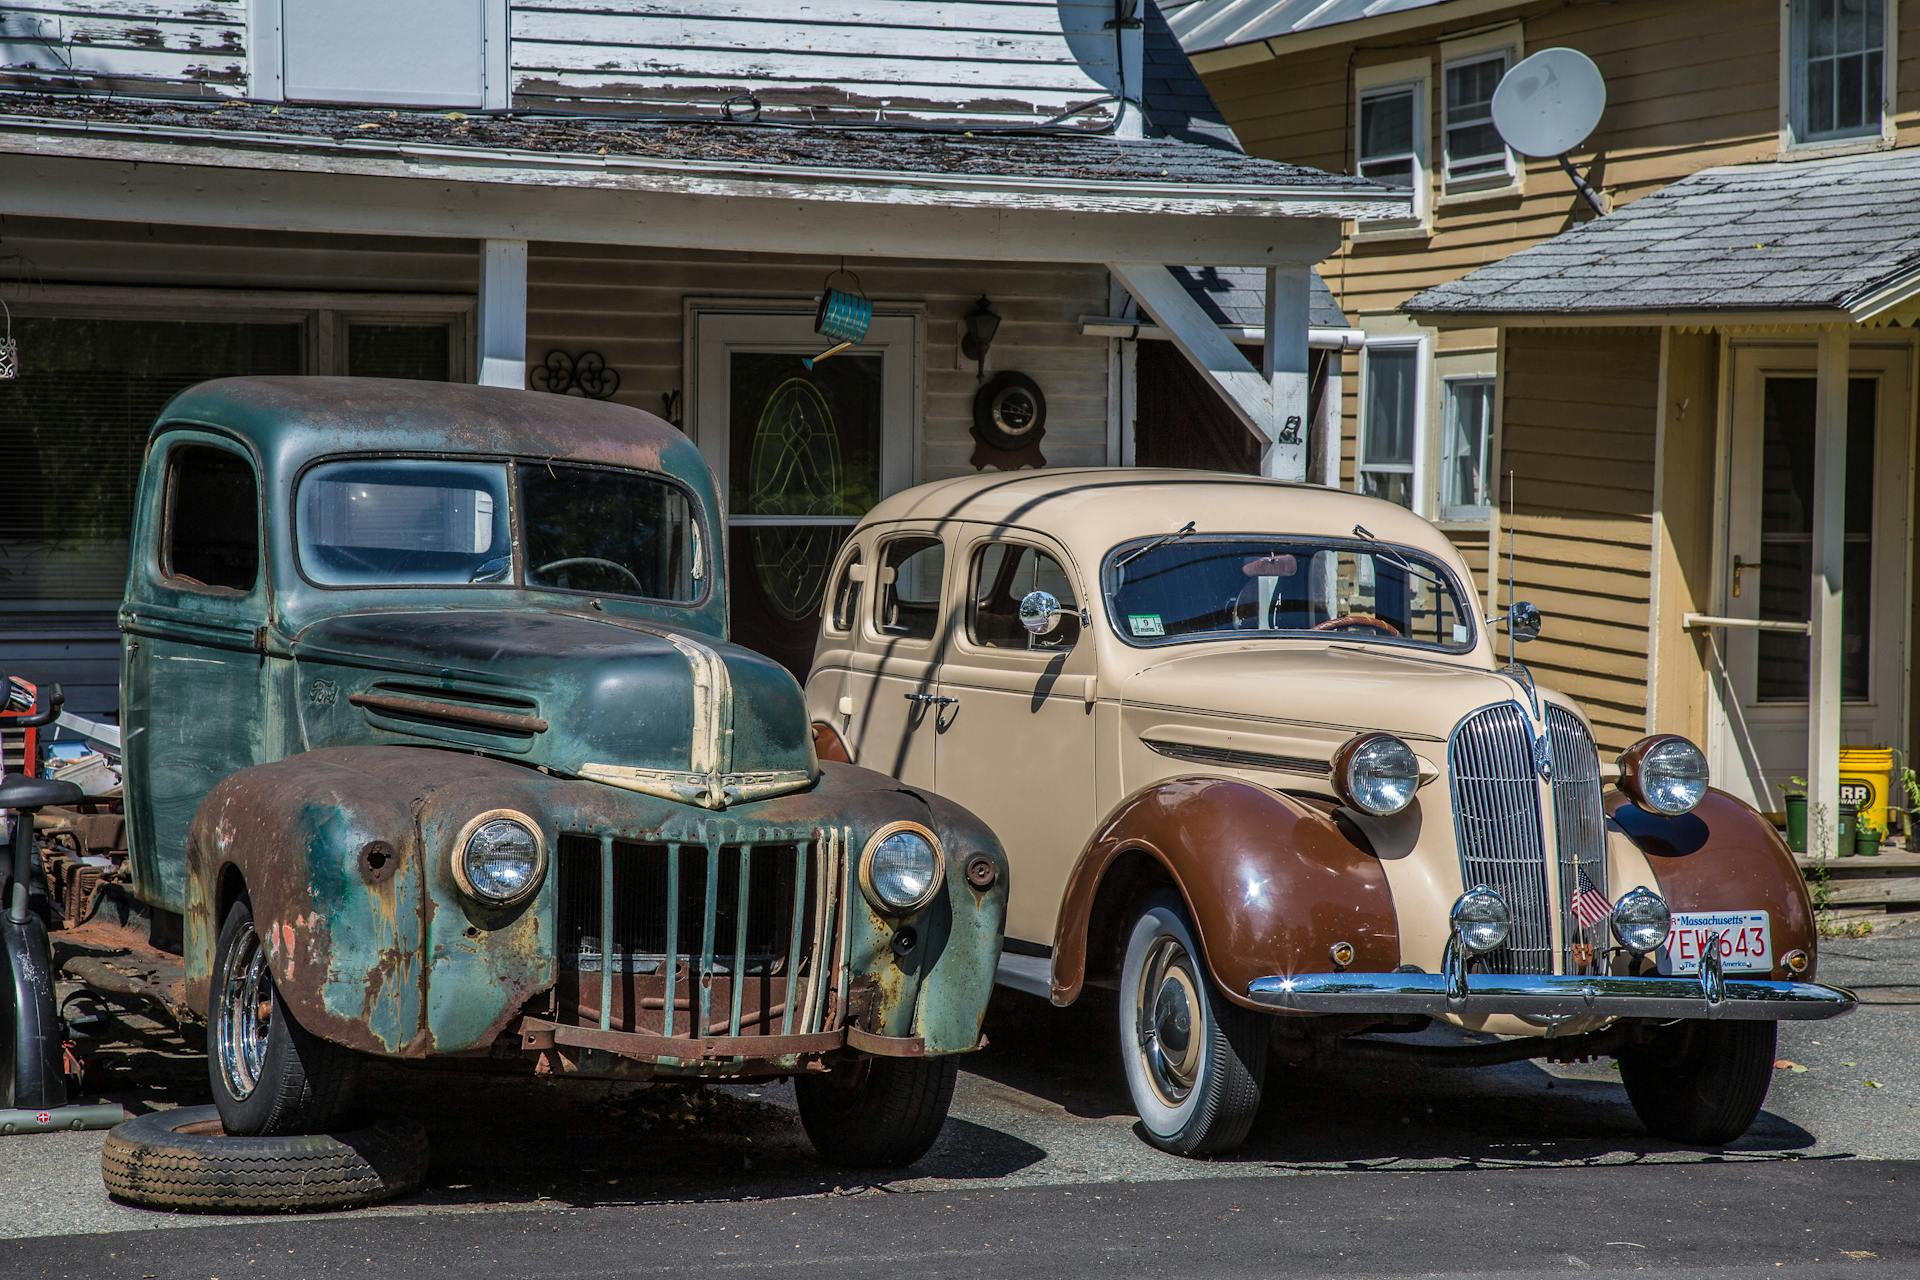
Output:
left=1789, top=0, right=1889, bottom=144
left=280, top=0, right=491, bottom=108
left=1440, top=377, right=1495, bottom=519
left=1359, top=344, right=1422, bottom=509
left=1442, top=51, right=1513, bottom=187
left=1355, top=59, right=1430, bottom=230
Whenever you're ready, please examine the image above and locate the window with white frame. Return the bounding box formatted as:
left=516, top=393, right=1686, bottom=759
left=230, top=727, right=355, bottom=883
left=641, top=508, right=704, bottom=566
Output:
left=1355, top=60, right=1430, bottom=229
left=1359, top=343, right=1422, bottom=509
left=1787, top=0, right=1890, bottom=144
left=1442, top=51, right=1514, bottom=187
left=1440, top=377, right=1495, bottom=519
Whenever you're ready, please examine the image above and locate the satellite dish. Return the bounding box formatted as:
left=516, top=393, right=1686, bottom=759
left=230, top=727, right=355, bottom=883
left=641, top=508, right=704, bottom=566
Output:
left=1492, top=47, right=1606, bottom=159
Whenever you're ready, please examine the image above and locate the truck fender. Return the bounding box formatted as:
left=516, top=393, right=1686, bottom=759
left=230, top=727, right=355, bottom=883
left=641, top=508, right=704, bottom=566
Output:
left=183, top=748, right=553, bottom=1058
left=1049, top=777, right=1399, bottom=1012
left=1606, top=787, right=1818, bottom=980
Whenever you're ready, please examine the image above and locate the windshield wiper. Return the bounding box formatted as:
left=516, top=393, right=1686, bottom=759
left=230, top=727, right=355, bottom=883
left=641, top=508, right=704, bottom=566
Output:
left=1115, top=521, right=1197, bottom=572
left=1350, top=524, right=1447, bottom=593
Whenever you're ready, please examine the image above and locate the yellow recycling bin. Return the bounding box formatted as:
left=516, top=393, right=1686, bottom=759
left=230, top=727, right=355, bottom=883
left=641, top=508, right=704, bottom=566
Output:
left=1838, top=747, right=1897, bottom=837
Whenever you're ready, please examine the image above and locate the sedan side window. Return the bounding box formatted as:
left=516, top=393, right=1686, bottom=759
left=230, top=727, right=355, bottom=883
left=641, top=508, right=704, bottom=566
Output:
left=970, top=542, right=1080, bottom=651
left=827, top=547, right=862, bottom=635
left=875, top=536, right=944, bottom=642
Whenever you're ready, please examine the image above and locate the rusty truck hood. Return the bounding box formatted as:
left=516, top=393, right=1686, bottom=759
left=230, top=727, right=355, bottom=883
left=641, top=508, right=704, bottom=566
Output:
left=289, top=608, right=816, bottom=808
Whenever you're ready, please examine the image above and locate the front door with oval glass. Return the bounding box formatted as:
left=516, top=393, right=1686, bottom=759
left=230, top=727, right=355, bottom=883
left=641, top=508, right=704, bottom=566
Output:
left=691, top=310, right=917, bottom=676
left=1716, top=345, right=1911, bottom=811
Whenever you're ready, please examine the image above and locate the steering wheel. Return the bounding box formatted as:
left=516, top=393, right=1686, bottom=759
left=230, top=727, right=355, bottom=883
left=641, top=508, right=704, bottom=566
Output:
left=535, top=556, right=644, bottom=595
left=1310, top=612, right=1403, bottom=638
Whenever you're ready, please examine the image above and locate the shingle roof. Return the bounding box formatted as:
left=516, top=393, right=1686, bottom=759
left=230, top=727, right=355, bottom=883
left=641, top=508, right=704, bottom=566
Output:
left=1167, top=0, right=1456, bottom=55
left=1141, top=1, right=1244, bottom=151
left=1405, top=147, right=1920, bottom=319
left=1171, top=265, right=1351, bottom=330
left=0, top=91, right=1387, bottom=199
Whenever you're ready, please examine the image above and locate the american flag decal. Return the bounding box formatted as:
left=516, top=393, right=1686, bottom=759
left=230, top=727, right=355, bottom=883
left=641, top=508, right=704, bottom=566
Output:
left=1570, top=865, right=1612, bottom=929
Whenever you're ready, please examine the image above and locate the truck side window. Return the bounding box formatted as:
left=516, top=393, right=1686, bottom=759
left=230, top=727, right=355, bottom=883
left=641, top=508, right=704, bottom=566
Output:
left=875, top=537, right=943, bottom=642
left=163, top=444, right=259, bottom=592
left=827, top=547, right=862, bottom=635
left=970, top=542, right=1080, bottom=651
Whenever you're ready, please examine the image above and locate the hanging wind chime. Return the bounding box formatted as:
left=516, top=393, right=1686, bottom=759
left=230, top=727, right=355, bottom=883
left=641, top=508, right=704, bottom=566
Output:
left=805, top=267, right=871, bottom=370
left=0, top=298, right=16, bottom=381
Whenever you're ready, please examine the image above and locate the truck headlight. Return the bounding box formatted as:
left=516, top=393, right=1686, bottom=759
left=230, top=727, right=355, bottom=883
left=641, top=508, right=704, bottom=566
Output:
left=1334, top=732, right=1420, bottom=817
left=1619, top=735, right=1709, bottom=815
left=454, top=811, right=545, bottom=907
left=1610, top=886, right=1671, bottom=954
left=859, top=821, right=945, bottom=915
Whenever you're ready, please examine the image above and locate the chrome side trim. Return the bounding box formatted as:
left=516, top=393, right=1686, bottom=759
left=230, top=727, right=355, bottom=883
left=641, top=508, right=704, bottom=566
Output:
left=1247, top=971, right=1856, bottom=1021
left=1141, top=738, right=1330, bottom=777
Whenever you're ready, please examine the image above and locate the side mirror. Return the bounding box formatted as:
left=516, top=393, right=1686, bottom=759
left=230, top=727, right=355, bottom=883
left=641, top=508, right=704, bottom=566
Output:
left=1509, top=600, right=1543, bottom=643
left=1019, top=589, right=1062, bottom=636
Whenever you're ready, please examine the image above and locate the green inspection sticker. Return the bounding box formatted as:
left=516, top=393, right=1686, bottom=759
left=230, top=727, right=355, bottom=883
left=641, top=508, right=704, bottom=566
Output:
left=1129, top=614, right=1165, bottom=637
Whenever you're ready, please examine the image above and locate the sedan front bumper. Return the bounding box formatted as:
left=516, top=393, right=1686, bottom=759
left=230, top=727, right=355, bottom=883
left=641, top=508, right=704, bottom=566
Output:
left=1246, top=970, right=1856, bottom=1021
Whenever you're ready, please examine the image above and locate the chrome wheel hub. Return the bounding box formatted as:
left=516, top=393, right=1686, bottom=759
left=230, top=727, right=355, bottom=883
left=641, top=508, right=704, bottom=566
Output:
left=216, top=928, right=273, bottom=1103
left=1136, top=935, right=1203, bottom=1106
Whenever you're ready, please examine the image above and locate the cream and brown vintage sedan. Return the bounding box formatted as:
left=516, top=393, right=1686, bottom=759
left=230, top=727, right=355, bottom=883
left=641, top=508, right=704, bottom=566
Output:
left=805, top=470, right=1856, bottom=1157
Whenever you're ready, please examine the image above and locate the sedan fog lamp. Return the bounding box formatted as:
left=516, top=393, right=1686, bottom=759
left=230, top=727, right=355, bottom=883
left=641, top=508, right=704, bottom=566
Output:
left=1609, top=886, right=1671, bottom=955
left=1334, top=732, right=1420, bottom=817
left=860, top=821, right=945, bottom=915
left=1619, top=734, right=1710, bottom=816
left=1449, top=887, right=1511, bottom=956
left=455, top=811, right=545, bottom=907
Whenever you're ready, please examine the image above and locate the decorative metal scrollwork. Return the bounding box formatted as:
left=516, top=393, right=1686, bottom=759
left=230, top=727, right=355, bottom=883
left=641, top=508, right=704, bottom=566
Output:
left=530, top=350, right=620, bottom=400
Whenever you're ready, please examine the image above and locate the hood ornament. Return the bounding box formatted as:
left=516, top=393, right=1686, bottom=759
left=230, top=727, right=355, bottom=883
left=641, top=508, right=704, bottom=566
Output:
left=1533, top=729, right=1555, bottom=781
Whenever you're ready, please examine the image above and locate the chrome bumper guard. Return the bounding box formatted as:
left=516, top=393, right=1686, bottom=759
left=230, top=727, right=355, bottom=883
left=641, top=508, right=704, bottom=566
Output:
left=1246, top=969, right=1857, bottom=1021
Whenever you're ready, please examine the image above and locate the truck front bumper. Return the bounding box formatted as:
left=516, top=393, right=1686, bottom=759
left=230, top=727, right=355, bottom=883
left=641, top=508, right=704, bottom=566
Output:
left=1246, top=970, right=1856, bottom=1021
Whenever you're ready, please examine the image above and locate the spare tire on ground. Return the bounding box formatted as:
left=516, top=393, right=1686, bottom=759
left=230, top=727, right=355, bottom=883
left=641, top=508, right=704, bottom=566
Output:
left=101, top=1105, right=428, bottom=1213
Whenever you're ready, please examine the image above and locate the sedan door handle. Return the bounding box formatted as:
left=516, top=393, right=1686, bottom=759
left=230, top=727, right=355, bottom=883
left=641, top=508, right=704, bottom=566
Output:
left=904, top=692, right=958, bottom=707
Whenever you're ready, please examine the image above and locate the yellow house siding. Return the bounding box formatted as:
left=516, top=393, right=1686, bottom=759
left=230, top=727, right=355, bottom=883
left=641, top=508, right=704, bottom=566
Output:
left=1498, top=327, right=1661, bottom=753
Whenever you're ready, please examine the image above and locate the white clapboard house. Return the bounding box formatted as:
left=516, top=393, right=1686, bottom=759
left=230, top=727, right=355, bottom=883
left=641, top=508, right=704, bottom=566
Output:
left=0, top=0, right=1399, bottom=703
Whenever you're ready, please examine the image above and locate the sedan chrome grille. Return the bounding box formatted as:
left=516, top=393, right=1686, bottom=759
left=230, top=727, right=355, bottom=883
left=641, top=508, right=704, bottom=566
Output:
left=1546, top=707, right=1609, bottom=971
left=1447, top=703, right=1553, bottom=975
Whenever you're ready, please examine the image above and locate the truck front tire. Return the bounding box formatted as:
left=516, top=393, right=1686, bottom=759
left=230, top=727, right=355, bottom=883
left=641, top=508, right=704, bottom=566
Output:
left=1118, top=892, right=1266, bottom=1156
left=1618, top=1018, right=1777, bottom=1146
left=208, top=896, right=360, bottom=1136
left=795, top=1054, right=957, bottom=1168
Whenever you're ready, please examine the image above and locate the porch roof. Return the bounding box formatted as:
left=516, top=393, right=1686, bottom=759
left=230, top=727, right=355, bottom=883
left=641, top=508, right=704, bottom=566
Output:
left=1404, top=147, right=1920, bottom=326
left=1172, top=265, right=1351, bottom=330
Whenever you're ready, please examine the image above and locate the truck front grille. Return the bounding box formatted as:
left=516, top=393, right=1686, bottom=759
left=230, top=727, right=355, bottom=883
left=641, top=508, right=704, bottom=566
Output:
left=553, top=827, right=850, bottom=1041
left=1447, top=702, right=1553, bottom=975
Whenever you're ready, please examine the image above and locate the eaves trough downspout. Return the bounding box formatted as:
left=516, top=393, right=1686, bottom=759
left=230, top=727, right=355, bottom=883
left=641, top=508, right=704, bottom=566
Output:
left=0, top=115, right=1408, bottom=215
left=1078, top=315, right=1367, bottom=350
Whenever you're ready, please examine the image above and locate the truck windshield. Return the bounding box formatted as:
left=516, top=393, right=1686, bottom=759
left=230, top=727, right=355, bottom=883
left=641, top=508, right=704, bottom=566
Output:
left=296, top=458, right=702, bottom=602
left=1104, top=535, right=1475, bottom=652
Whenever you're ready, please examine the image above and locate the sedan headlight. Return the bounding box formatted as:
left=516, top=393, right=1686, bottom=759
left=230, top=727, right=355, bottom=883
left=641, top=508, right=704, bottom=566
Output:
left=1334, top=732, right=1420, bottom=817
left=1610, top=886, right=1672, bottom=954
left=1450, top=886, right=1511, bottom=955
left=1620, top=735, right=1710, bottom=815
left=454, top=811, right=545, bottom=907
left=859, top=821, right=945, bottom=915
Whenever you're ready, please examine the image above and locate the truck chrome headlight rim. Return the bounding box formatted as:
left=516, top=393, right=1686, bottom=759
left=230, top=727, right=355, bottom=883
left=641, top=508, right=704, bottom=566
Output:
left=859, top=820, right=945, bottom=916
left=1334, top=731, right=1420, bottom=817
left=1450, top=886, right=1511, bottom=956
left=1610, top=886, right=1672, bottom=954
left=1619, top=734, right=1710, bottom=816
left=452, top=809, right=546, bottom=908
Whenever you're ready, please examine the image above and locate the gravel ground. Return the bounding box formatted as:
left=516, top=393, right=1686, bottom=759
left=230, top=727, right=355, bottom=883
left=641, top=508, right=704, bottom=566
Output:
left=0, top=918, right=1912, bottom=1241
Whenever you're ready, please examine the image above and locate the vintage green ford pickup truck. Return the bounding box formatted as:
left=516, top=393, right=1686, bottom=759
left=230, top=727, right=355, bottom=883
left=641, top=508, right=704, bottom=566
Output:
left=117, top=377, right=1006, bottom=1166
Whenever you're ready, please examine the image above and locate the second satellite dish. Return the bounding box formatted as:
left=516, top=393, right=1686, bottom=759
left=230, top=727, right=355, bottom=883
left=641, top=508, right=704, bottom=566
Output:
left=1492, top=47, right=1607, bottom=158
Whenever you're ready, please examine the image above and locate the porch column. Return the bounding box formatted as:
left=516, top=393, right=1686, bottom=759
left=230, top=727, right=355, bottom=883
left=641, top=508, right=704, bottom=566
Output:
left=1808, top=326, right=1849, bottom=856
left=477, top=238, right=528, bottom=388
left=1262, top=265, right=1310, bottom=481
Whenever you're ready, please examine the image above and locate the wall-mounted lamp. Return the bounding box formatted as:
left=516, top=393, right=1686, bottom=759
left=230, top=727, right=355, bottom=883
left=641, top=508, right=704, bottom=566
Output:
left=961, top=296, right=1000, bottom=381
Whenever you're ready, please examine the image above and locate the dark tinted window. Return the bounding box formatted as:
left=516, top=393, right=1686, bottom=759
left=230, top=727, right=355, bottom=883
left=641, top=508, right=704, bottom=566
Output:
left=163, top=444, right=259, bottom=592
left=522, top=464, right=701, bottom=602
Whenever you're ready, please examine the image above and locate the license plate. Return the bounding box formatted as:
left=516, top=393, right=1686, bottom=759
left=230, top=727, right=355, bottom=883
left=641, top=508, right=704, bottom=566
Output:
left=1658, top=911, right=1772, bottom=975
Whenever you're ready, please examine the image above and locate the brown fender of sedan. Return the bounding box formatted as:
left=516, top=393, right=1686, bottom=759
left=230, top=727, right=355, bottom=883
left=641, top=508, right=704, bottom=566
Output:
left=1605, top=787, right=1818, bottom=981
left=1050, top=777, right=1399, bottom=1012
left=812, top=720, right=854, bottom=764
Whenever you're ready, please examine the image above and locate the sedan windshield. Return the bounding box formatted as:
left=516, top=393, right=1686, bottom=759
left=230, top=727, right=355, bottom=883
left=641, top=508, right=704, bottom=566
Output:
left=296, top=458, right=702, bottom=602
left=1105, top=535, right=1474, bottom=651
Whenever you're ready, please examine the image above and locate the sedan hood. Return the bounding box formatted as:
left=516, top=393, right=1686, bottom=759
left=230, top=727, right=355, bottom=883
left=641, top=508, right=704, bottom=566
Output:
left=1118, top=641, right=1522, bottom=746
left=291, top=609, right=815, bottom=808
